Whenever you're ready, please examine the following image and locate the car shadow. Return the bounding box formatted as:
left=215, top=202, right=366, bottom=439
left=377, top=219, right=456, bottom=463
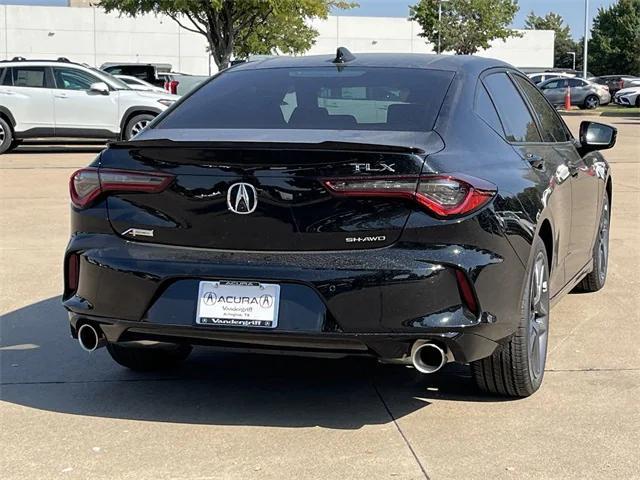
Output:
left=0, top=297, right=512, bottom=430
left=12, top=142, right=105, bottom=154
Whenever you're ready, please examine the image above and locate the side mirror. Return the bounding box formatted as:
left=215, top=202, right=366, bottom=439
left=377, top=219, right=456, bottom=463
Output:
left=579, top=121, right=617, bottom=153
left=89, top=82, right=110, bottom=95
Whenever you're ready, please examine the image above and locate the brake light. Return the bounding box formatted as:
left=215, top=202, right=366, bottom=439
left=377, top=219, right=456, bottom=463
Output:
left=69, top=168, right=174, bottom=208
left=323, top=175, right=496, bottom=217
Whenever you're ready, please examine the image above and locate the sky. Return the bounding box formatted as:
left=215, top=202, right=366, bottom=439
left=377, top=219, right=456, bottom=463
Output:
left=334, top=0, right=619, bottom=39
left=0, top=0, right=620, bottom=39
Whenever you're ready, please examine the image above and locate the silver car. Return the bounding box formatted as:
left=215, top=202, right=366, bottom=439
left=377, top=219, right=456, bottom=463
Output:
left=539, top=77, right=611, bottom=109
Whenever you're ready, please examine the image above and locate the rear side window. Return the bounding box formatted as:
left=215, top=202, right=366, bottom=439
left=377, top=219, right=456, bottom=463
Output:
left=568, top=78, right=587, bottom=87
left=11, top=67, right=47, bottom=88
left=157, top=67, right=455, bottom=132
left=1, top=68, right=11, bottom=86
left=512, top=75, right=571, bottom=142
left=483, top=73, right=541, bottom=143
left=544, top=78, right=568, bottom=89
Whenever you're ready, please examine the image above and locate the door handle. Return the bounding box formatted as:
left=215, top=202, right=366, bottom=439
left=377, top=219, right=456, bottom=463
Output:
left=525, top=153, right=545, bottom=170
left=54, top=94, right=68, bottom=99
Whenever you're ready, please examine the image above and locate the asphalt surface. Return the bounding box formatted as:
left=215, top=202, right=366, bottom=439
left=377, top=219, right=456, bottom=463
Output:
left=1, top=115, right=639, bottom=479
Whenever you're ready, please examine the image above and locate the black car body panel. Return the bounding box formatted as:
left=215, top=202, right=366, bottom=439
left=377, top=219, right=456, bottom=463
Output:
left=63, top=53, right=612, bottom=366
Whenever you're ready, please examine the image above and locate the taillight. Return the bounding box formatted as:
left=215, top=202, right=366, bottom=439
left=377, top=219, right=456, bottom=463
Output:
left=323, top=174, right=496, bottom=217
left=166, top=80, right=179, bottom=94
left=69, top=167, right=174, bottom=208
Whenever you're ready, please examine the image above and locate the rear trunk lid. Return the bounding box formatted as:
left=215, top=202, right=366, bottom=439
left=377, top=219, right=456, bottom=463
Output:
left=100, top=129, right=444, bottom=251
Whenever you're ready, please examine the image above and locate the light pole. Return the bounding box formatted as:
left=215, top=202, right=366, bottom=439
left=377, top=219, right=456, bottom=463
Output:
left=583, top=0, right=589, bottom=78
left=568, top=51, right=576, bottom=71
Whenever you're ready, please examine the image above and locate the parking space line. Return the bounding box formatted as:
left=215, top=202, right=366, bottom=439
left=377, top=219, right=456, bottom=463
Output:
left=371, top=381, right=431, bottom=480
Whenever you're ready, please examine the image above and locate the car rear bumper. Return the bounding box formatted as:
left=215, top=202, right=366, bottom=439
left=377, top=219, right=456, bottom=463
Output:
left=67, top=312, right=501, bottom=363
left=63, top=230, right=526, bottom=363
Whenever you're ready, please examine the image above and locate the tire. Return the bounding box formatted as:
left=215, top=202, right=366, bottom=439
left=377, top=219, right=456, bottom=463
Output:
left=577, top=191, right=610, bottom=292
left=472, top=236, right=550, bottom=397
left=107, top=341, right=192, bottom=371
left=584, top=95, right=600, bottom=110
left=0, top=117, right=14, bottom=154
left=635, top=96, right=640, bottom=108
left=123, top=113, right=155, bottom=140
left=6, top=140, right=22, bottom=153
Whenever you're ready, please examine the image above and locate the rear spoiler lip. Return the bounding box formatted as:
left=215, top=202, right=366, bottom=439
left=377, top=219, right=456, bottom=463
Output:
left=108, top=128, right=445, bottom=155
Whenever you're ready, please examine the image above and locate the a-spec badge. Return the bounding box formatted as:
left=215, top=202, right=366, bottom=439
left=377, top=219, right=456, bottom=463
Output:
left=122, top=228, right=154, bottom=238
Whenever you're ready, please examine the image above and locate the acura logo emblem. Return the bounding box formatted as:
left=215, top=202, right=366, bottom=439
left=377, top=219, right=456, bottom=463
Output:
left=227, top=182, right=258, bottom=214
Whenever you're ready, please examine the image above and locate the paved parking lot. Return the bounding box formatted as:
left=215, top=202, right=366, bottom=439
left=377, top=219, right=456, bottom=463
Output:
left=1, top=115, right=639, bottom=479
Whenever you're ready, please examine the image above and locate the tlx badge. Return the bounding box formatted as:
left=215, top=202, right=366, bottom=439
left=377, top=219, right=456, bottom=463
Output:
left=350, top=163, right=396, bottom=173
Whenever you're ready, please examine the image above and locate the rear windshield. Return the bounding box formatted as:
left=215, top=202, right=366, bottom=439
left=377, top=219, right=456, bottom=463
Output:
left=156, top=67, right=454, bottom=132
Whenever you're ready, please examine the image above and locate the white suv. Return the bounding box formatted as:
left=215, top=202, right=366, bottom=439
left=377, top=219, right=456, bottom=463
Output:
left=0, top=58, right=180, bottom=154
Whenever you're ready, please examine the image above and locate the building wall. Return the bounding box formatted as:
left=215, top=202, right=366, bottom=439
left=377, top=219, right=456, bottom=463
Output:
left=1, top=5, right=555, bottom=74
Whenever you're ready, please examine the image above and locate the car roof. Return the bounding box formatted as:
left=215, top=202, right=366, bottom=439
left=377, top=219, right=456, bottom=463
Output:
left=231, top=52, right=513, bottom=76
left=539, top=76, right=578, bottom=84
left=0, top=59, right=88, bottom=68
left=595, top=75, right=639, bottom=79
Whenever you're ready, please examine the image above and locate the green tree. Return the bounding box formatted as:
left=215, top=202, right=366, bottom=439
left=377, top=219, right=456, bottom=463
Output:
left=524, top=11, right=578, bottom=69
left=98, top=0, right=355, bottom=70
left=588, top=0, right=640, bottom=76
left=409, top=0, right=521, bottom=55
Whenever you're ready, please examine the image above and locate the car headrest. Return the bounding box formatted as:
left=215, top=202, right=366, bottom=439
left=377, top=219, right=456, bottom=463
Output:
left=386, top=104, right=426, bottom=130
left=288, top=107, right=329, bottom=127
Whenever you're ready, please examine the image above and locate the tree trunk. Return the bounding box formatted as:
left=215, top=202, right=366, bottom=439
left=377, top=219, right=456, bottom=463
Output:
left=212, top=46, right=232, bottom=70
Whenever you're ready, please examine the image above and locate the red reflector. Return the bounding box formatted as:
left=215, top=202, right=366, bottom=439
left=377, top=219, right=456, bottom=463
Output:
left=324, top=174, right=496, bottom=218
left=69, top=168, right=174, bottom=208
left=66, top=253, right=79, bottom=293
left=455, top=269, right=478, bottom=315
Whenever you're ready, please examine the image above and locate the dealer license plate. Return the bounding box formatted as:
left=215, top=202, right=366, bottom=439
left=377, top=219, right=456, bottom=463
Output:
left=195, top=281, right=280, bottom=328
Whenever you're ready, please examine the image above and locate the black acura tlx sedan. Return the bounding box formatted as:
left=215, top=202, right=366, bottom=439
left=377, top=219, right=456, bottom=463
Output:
left=63, top=49, right=615, bottom=397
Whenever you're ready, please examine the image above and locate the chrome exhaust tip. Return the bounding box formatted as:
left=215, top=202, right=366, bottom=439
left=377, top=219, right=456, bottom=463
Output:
left=411, top=341, right=447, bottom=374
left=77, top=323, right=106, bottom=352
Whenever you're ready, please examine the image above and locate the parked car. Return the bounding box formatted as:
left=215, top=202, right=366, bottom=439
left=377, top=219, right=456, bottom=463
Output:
left=0, top=58, right=179, bottom=154
left=115, top=74, right=167, bottom=93
left=538, top=77, right=611, bottom=109
left=590, top=75, right=640, bottom=95
left=613, top=86, right=640, bottom=107
left=101, top=63, right=208, bottom=96
left=528, top=72, right=574, bottom=85
left=101, top=62, right=170, bottom=87
left=158, top=72, right=209, bottom=96
left=64, top=49, right=615, bottom=398
left=523, top=68, right=593, bottom=81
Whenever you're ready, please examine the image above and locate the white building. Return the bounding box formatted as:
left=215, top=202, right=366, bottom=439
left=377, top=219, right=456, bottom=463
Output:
left=0, top=4, right=555, bottom=75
